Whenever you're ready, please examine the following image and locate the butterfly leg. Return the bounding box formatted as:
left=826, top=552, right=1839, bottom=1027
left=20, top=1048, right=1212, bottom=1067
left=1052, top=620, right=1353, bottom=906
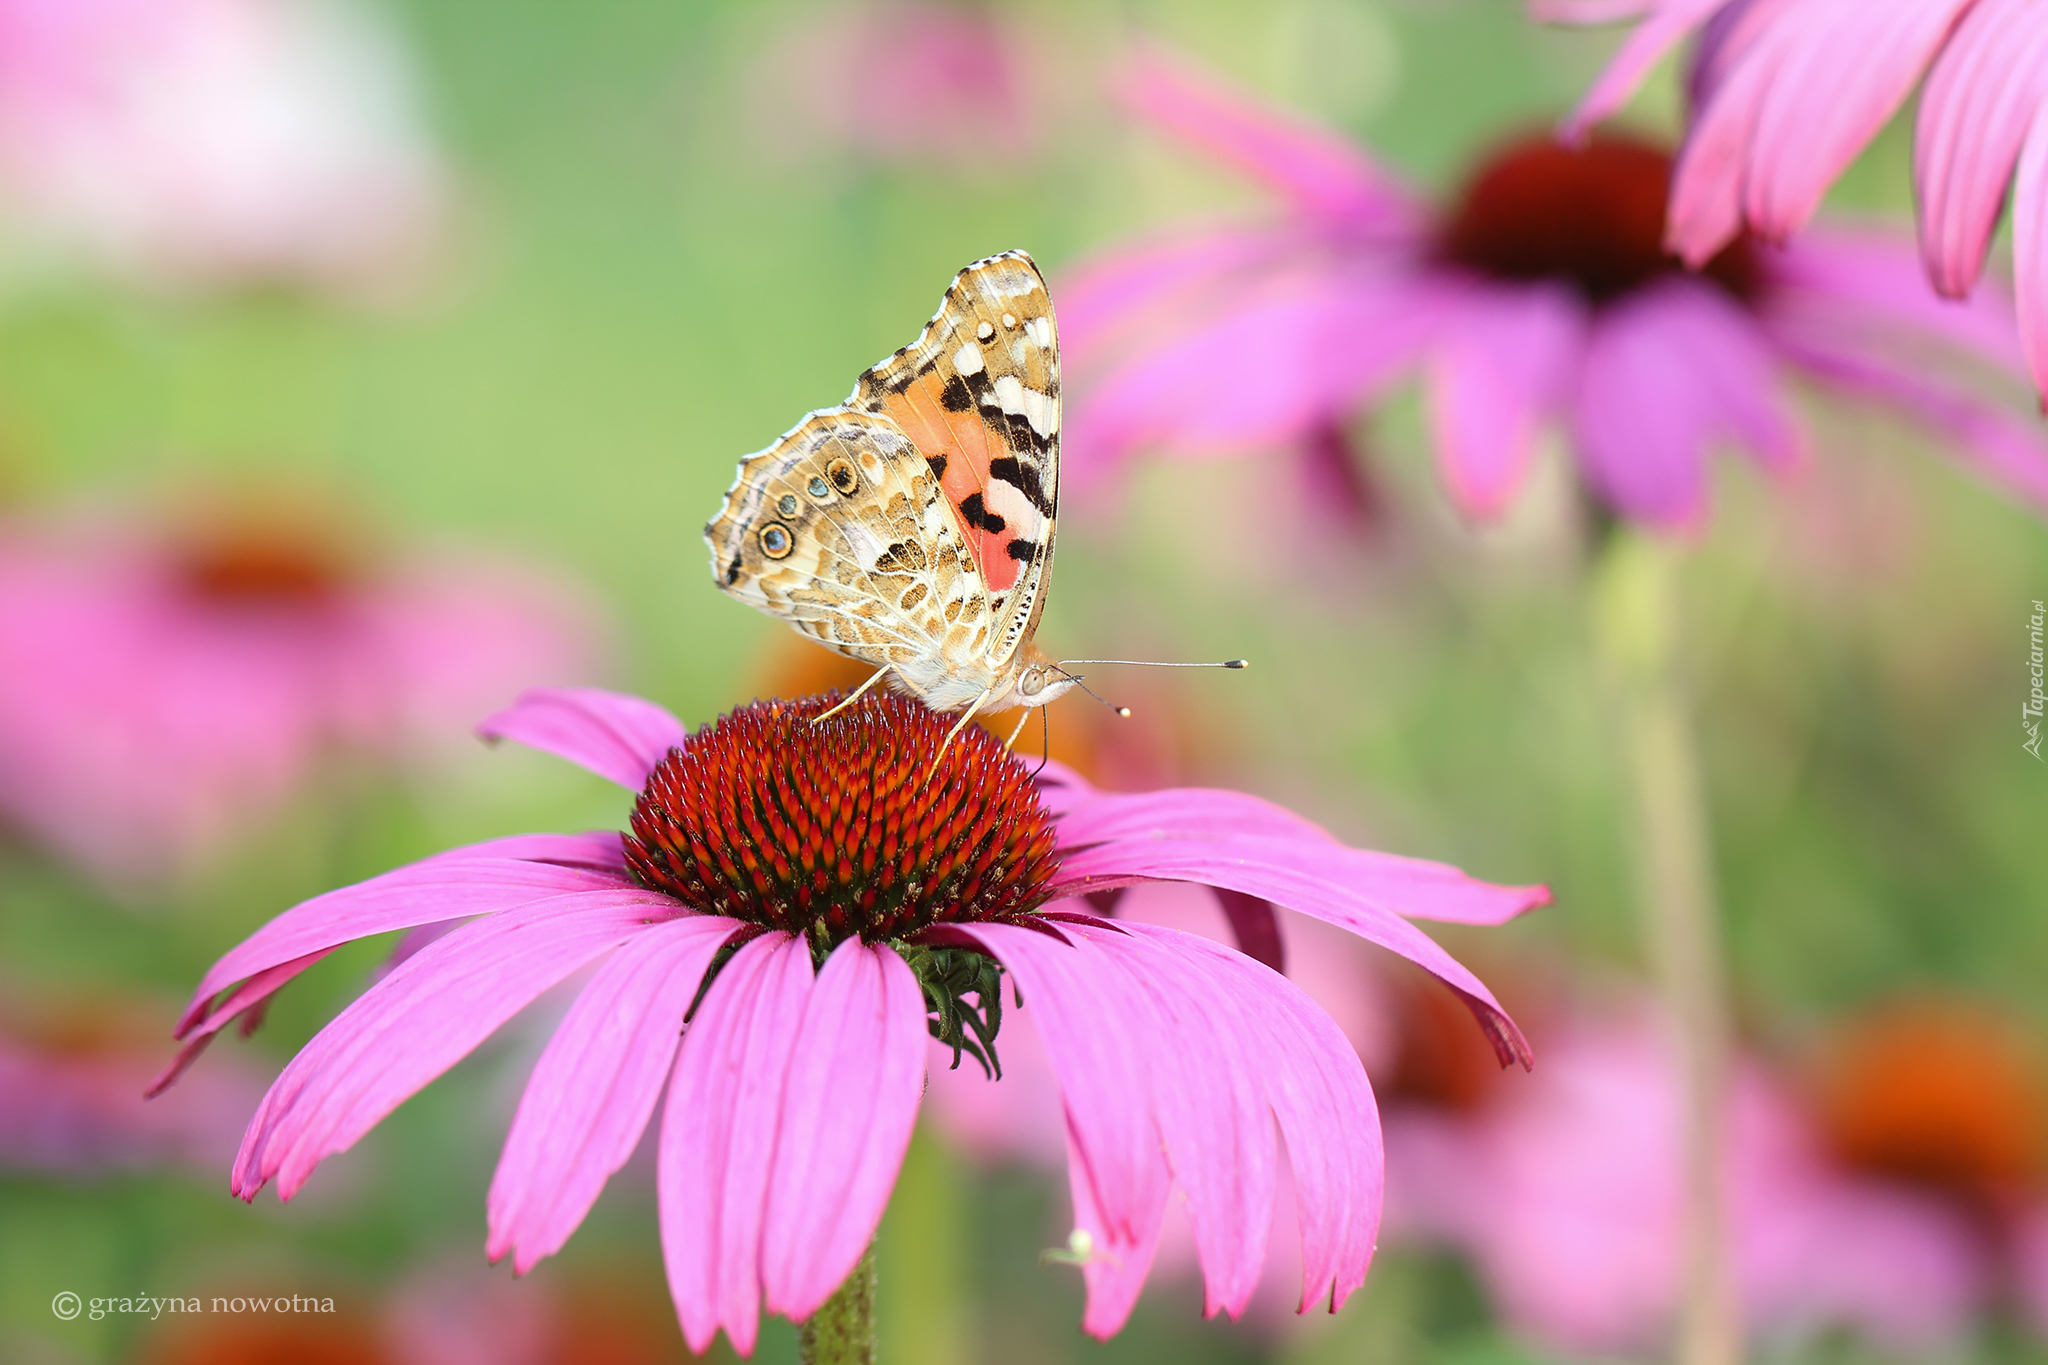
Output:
left=923, top=686, right=994, bottom=786
left=811, top=664, right=895, bottom=724
left=999, top=707, right=1032, bottom=752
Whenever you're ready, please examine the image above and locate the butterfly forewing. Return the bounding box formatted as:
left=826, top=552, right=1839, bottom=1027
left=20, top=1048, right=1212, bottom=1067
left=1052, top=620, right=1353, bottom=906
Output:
left=849, top=250, right=1059, bottom=671
left=705, top=250, right=1062, bottom=712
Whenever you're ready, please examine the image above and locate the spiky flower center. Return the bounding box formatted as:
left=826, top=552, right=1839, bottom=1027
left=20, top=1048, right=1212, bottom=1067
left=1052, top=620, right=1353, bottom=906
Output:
left=625, top=692, right=1061, bottom=950
left=1436, top=133, right=1761, bottom=304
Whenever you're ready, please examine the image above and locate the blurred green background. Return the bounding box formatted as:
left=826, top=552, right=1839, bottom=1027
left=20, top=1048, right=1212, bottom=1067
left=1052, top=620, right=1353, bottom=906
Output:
left=1, top=1, right=2043, bottom=1362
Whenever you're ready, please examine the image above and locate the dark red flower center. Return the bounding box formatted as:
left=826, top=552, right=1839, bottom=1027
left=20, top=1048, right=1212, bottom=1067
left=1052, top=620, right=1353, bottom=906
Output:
left=624, top=692, right=1061, bottom=950
left=175, top=507, right=355, bottom=606
left=1813, top=1002, right=2046, bottom=1209
left=1435, top=133, right=1761, bottom=304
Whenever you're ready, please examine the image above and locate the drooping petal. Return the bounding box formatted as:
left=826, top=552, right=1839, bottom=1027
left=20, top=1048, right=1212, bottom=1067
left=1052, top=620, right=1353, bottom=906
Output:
left=1116, top=43, right=1416, bottom=227
left=1424, top=280, right=1585, bottom=520
left=1060, top=1119, right=1170, bottom=1340
left=1080, top=923, right=1278, bottom=1320
left=1048, top=835, right=1535, bottom=1067
left=760, top=941, right=929, bottom=1320
left=1666, top=1, right=1819, bottom=263
left=1738, top=0, right=1972, bottom=243
left=233, top=890, right=676, bottom=1201
left=1126, top=924, right=1381, bottom=1313
left=1066, top=268, right=1446, bottom=469
left=177, top=842, right=635, bottom=1037
left=2015, top=100, right=2048, bottom=400
left=487, top=913, right=740, bottom=1274
left=1552, top=0, right=1730, bottom=140
left=1058, top=225, right=1305, bottom=373
left=1914, top=0, right=2048, bottom=300
left=964, top=920, right=1172, bottom=1336
left=1765, top=229, right=2025, bottom=371
left=1572, top=277, right=1798, bottom=528
left=1769, top=329, right=2048, bottom=512
left=658, top=933, right=814, bottom=1357
left=477, top=686, right=686, bottom=789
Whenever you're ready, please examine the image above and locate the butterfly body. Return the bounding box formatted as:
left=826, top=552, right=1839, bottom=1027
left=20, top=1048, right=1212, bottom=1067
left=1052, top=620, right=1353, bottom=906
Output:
left=707, top=250, right=1076, bottom=715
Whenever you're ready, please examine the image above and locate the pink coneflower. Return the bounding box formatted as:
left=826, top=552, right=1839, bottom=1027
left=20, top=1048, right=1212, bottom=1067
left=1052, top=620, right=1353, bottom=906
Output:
left=0, top=0, right=445, bottom=295
left=0, top=494, right=597, bottom=894
left=1541, top=0, right=2048, bottom=403
left=1382, top=1000, right=2019, bottom=1355
left=156, top=685, right=1545, bottom=1352
left=1062, top=48, right=2048, bottom=532
left=746, top=1, right=1040, bottom=173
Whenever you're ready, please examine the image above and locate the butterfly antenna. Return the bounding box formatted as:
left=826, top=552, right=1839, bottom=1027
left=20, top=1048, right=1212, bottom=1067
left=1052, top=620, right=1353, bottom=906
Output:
left=1049, top=665, right=1130, bottom=719
left=1055, top=658, right=1249, bottom=670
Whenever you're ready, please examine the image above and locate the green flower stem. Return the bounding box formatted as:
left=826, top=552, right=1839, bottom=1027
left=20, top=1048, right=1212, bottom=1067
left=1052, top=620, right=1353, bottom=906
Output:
left=1596, top=531, right=1741, bottom=1365
left=800, top=1242, right=878, bottom=1365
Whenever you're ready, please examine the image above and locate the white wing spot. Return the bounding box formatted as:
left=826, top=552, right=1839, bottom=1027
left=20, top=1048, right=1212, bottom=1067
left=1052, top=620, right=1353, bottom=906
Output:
left=952, top=342, right=985, bottom=376
left=1001, top=312, right=1017, bottom=329
left=1024, top=316, right=1052, bottom=350
left=992, top=375, right=1056, bottom=437
left=976, top=321, right=996, bottom=342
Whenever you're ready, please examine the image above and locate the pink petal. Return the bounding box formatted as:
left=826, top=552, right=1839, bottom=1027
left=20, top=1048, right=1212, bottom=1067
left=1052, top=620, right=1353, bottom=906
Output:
left=178, top=841, right=634, bottom=1036
left=1067, top=268, right=1443, bottom=470
left=760, top=941, right=929, bottom=1320
left=1738, top=0, right=1972, bottom=243
left=658, top=933, right=813, bottom=1357
left=1116, top=42, right=1415, bottom=226
left=1572, top=278, right=1798, bottom=528
left=1127, top=924, right=1381, bottom=1313
left=1050, top=825, right=1548, bottom=928
left=1914, top=0, right=2048, bottom=300
left=477, top=686, right=685, bottom=790
left=1554, top=0, right=1731, bottom=140
left=233, top=890, right=676, bottom=1201
left=2016, top=100, right=2048, bottom=400
left=1059, top=1119, right=1170, bottom=1340
left=486, top=913, right=740, bottom=1274
left=1048, top=835, right=1533, bottom=1068
left=1765, top=228, right=2025, bottom=371
left=1084, top=923, right=1277, bottom=1319
left=1058, top=225, right=1305, bottom=373
left=1425, top=280, right=1585, bottom=520
left=963, top=921, right=1172, bottom=1336
left=1768, top=328, right=2048, bottom=512
left=1053, top=784, right=1336, bottom=846
left=1666, top=0, right=1827, bottom=263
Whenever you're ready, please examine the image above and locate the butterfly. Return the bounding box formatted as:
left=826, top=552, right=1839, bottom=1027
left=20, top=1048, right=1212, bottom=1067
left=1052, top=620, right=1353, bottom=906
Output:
left=706, top=250, right=1078, bottom=731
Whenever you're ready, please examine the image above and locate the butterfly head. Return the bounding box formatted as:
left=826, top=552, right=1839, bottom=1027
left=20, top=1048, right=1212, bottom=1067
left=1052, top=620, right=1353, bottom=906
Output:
left=1012, top=656, right=1080, bottom=710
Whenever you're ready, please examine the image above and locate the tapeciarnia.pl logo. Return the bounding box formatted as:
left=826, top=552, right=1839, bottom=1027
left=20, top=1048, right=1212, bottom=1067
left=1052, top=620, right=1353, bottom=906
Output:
left=2026, top=599, right=2045, bottom=761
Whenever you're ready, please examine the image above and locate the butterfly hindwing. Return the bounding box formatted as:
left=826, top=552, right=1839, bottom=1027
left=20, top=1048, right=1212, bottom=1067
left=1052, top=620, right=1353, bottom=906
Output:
left=850, top=250, right=1059, bottom=671
left=705, top=408, right=998, bottom=691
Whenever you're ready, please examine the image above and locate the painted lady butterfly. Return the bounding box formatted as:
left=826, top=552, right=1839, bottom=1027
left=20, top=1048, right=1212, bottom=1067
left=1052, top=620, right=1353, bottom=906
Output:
left=706, top=250, right=1076, bottom=728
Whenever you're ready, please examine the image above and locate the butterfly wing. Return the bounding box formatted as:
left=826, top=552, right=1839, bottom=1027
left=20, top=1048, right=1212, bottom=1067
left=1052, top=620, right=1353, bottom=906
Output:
left=705, top=408, right=999, bottom=700
left=849, top=249, right=1059, bottom=672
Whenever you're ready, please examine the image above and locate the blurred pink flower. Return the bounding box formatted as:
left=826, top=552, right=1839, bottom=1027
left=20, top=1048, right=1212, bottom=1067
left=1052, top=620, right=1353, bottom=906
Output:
left=747, top=1, right=1039, bottom=171
left=156, top=686, right=1544, bottom=1352
left=0, top=988, right=265, bottom=1178
left=0, top=0, right=446, bottom=295
left=0, top=497, right=599, bottom=894
left=1541, top=0, right=2048, bottom=403
left=1063, top=47, right=2048, bottom=532
left=1383, top=1003, right=1993, bottom=1354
